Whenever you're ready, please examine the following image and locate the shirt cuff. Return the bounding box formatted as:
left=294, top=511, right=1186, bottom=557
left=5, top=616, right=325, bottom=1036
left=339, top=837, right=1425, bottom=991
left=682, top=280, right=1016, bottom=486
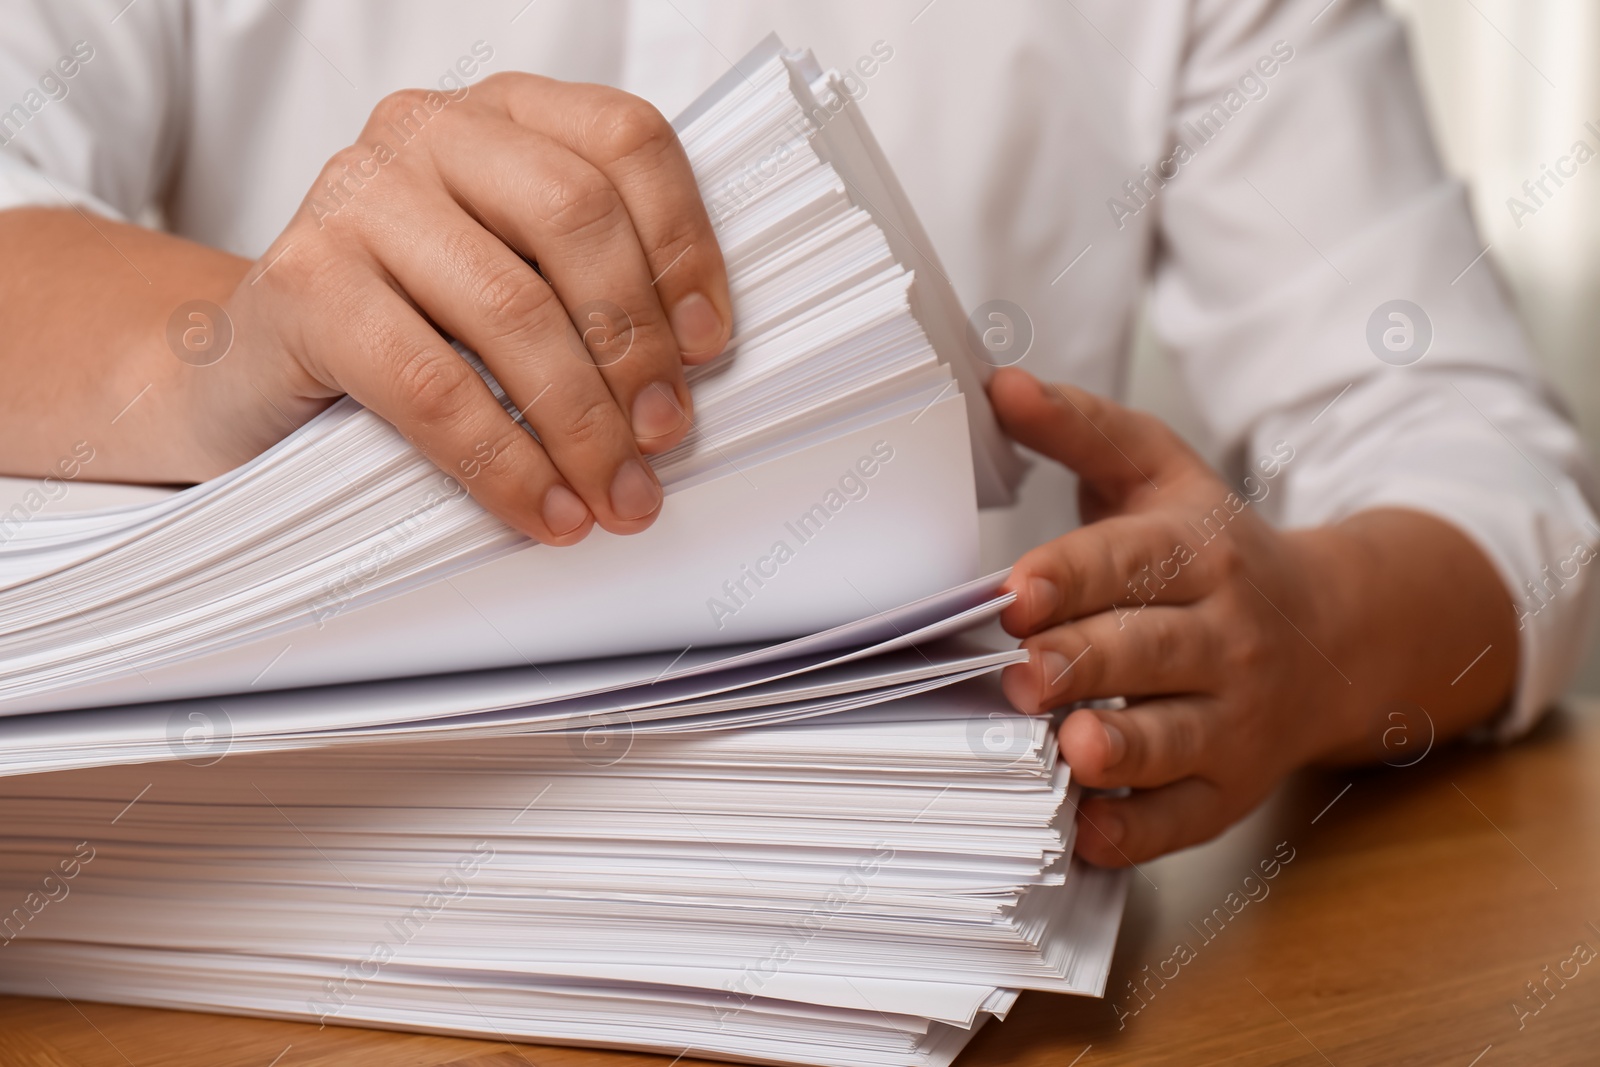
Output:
left=1256, top=368, right=1600, bottom=741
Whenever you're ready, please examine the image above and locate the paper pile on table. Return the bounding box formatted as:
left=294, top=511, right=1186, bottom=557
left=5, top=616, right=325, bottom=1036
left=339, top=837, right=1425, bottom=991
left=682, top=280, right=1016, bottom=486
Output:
left=0, top=38, right=1122, bottom=1067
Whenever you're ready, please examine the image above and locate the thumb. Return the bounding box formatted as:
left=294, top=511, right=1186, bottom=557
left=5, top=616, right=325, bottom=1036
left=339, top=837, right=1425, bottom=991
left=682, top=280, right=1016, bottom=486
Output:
left=987, top=367, right=1200, bottom=498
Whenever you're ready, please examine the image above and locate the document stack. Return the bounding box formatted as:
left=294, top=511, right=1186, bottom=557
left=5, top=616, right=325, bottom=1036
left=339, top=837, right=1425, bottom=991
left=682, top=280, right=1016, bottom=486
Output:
left=0, top=677, right=1123, bottom=1067
left=0, top=35, right=1021, bottom=717
left=0, top=37, right=1125, bottom=1067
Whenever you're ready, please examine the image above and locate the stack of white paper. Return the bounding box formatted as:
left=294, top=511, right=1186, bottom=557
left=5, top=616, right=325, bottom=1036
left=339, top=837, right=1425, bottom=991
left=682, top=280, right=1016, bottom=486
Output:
left=0, top=572, right=1022, bottom=776
left=0, top=571, right=1128, bottom=1066
left=0, top=35, right=1022, bottom=717
left=0, top=38, right=1125, bottom=1066
left=0, top=681, right=1125, bottom=1067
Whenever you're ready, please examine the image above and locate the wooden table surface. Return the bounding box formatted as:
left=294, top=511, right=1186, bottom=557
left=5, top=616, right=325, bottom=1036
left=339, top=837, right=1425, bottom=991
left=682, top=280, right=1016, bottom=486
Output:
left=5, top=699, right=1599, bottom=1067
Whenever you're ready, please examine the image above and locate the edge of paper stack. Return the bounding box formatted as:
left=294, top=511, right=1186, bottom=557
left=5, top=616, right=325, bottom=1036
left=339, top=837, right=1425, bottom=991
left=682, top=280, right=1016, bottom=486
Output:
left=0, top=33, right=1026, bottom=716
left=0, top=36, right=1125, bottom=1067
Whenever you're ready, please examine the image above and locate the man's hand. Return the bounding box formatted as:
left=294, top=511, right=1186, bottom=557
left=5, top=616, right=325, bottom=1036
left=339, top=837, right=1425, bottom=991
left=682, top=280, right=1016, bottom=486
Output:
left=202, top=75, right=731, bottom=544
left=987, top=367, right=1518, bottom=867
left=0, top=76, right=730, bottom=545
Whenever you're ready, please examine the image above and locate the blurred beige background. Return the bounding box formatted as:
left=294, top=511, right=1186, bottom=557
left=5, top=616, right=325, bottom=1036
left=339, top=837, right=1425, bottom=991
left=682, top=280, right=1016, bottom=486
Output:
left=1126, top=0, right=1600, bottom=694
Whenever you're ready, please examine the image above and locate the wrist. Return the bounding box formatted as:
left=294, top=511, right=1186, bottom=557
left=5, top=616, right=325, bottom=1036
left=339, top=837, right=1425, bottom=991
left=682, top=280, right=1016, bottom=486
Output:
left=1277, top=522, right=1392, bottom=764
left=1281, top=509, right=1520, bottom=765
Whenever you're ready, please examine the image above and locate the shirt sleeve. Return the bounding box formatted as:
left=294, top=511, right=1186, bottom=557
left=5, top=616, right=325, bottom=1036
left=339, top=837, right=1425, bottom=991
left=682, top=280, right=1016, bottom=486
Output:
left=1148, top=0, right=1600, bottom=738
left=0, top=0, right=187, bottom=221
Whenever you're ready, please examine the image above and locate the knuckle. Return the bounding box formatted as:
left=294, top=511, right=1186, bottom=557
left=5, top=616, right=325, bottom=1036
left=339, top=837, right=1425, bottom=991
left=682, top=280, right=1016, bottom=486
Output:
left=269, top=235, right=344, bottom=298
left=1055, top=383, right=1098, bottom=419
left=371, top=88, right=437, bottom=132
left=1055, top=555, right=1087, bottom=603
left=1125, top=407, right=1182, bottom=460
left=308, top=146, right=380, bottom=222
left=1161, top=423, right=1193, bottom=460
left=554, top=396, right=619, bottom=450
left=532, top=170, right=624, bottom=236
left=391, top=346, right=472, bottom=427
left=1104, top=536, right=1147, bottom=600
left=588, top=94, right=675, bottom=163
left=1228, top=617, right=1272, bottom=674
left=1122, top=407, right=1163, bottom=442
left=1146, top=613, right=1181, bottom=666
left=478, top=70, right=522, bottom=93
left=640, top=204, right=710, bottom=271
left=318, top=144, right=371, bottom=186
left=652, top=228, right=697, bottom=268
left=459, top=426, right=529, bottom=486
left=648, top=227, right=709, bottom=289
left=1206, top=535, right=1245, bottom=581
left=1160, top=711, right=1203, bottom=769
left=471, top=261, right=556, bottom=341
left=1161, top=517, right=1195, bottom=559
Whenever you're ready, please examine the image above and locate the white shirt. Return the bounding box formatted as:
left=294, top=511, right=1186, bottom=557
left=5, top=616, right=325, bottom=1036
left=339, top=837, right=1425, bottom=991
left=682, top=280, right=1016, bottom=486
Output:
left=1, top=0, right=1594, bottom=736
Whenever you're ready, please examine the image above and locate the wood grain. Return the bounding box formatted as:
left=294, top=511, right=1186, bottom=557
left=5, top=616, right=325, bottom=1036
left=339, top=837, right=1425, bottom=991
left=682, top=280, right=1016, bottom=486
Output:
left=5, top=701, right=1598, bottom=1067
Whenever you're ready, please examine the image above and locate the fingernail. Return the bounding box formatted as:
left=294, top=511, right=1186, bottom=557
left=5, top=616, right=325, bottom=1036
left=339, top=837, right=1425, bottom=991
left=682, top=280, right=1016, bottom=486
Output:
left=1098, top=813, right=1125, bottom=846
left=1101, top=719, right=1127, bottom=767
left=1027, top=576, right=1059, bottom=620
left=1000, top=662, right=1037, bottom=714
left=609, top=459, right=662, bottom=520
left=632, top=381, right=685, bottom=441
left=542, top=484, right=589, bottom=536
left=669, top=291, right=724, bottom=358
left=1038, top=650, right=1071, bottom=691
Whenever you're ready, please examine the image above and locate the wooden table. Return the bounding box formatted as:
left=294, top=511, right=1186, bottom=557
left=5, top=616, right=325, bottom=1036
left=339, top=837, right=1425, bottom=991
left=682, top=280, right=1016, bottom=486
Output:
left=5, top=700, right=1599, bottom=1067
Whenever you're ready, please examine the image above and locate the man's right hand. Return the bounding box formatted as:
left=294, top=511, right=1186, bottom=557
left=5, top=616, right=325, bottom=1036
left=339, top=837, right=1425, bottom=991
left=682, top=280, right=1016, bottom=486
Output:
left=198, top=74, right=731, bottom=544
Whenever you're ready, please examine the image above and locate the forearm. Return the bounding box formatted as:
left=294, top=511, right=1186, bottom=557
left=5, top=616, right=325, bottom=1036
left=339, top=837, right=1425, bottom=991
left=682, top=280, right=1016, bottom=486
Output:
left=1295, top=507, right=1519, bottom=763
left=0, top=207, right=251, bottom=482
